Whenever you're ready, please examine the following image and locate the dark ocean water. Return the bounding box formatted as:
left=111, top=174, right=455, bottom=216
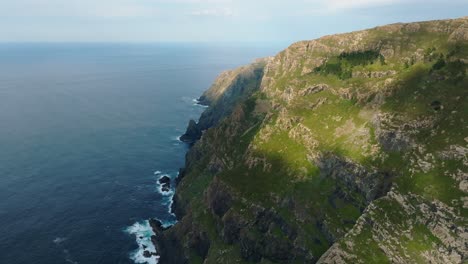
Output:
left=0, top=43, right=283, bottom=264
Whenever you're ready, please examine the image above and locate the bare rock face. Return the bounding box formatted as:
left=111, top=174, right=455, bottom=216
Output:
left=352, top=70, right=397, bottom=78
left=315, top=153, right=392, bottom=203
left=318, top=188, right=468, bottom=264
left=449, top=17, right=468, bottom=41
left=377, top=129, right=413, bottom=152
left=180, top=58, right=269, bottom=143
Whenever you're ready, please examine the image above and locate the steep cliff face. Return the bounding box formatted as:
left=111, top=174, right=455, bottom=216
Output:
left=154, top=17, right=468, bottom=263
left=180, top=58, right=270, bottom=143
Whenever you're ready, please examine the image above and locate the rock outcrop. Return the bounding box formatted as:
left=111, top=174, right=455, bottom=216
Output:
left=180, top=58, right=270, bottom=143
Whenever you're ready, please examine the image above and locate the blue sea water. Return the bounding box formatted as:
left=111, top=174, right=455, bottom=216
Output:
left=0, top=43, right=283, bottom=264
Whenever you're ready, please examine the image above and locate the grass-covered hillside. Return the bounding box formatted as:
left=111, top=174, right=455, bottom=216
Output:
left=153, top=17, right=468, bottom=264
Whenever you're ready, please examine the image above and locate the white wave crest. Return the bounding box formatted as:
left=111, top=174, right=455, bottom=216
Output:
left=171, top=135, right=182, bottom=142
left=127, top=170, right=180, bottom=263
left=126, top=220, right=159, bottom=264
left=53, top=237, right=68, bottom=244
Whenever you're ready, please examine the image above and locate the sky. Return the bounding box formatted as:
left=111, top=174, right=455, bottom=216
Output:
left=1, top=0, right=467, bottom=43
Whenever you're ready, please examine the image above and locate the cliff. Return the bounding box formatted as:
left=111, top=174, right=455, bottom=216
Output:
left=179, top=58, right=270, bottom=144
left=153, top=17, right=468, bottom=263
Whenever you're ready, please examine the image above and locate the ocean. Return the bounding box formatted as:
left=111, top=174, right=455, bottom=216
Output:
left=0, top=43, right=283, bottom=264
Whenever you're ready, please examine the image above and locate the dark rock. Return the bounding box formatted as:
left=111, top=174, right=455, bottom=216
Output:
left=431, top=100, right=442, bottom=111
left=229, top=205, right=310, bottom=262
left=170, top=194, right=184, bottom=221
left=378, top=130, right=412, bottom=152
left=204, top=177, right=233, bottom=217
left=261, top=232, right=293, bottom=261
left=174, top=167, right=185, bottom=185
left=315, top=153, right=393, bottom=203
left=150, top=218, right=188, bottom=264
left=158, top=175, right=171, bottom=193
left=239, top=229, right=262, bottom=262
left=143, top=250, right=151, bottom=258
left=179, top=119, right=202, bottom=144
left=158, top=175, right=170, bottom=184
left=196, top=95, right=211, bottom=106
left=149, top=219, right=166, bottom=234
left=188, top=230, right=210, bottom=259
left=222, top=210, right=245, bottom=243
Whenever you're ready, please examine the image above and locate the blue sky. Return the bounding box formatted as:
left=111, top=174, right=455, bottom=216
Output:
left=1, top=0, right=467, bottom=42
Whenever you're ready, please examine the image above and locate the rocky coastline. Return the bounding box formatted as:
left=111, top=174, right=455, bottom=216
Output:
left=147, top=17, right=467, bottom=264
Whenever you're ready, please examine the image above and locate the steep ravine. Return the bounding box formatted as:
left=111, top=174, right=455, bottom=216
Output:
left=151, top=17, right=468, bottom=264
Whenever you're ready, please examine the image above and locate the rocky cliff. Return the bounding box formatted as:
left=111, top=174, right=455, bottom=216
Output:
left=180, top=58, right=270, bottom=144
left=153, top=17, right=468, bottom=263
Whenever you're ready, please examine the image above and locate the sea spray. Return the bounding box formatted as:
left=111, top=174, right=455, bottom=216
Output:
left=126, top=170, right=178, bottom=263
left=126, top=221, right=159, bottom=264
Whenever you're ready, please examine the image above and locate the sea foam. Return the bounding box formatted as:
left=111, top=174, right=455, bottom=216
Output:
left=127, top=170, right=179, bottom=263
left=126, top=220, right=159, bottom=264
left=155, top=171, right=178, bottom=221
left=53, top=237, right=67, bottom=244
left=192, top=98, right=208, bottom=107
left=171, top=135, right=182, bottom=142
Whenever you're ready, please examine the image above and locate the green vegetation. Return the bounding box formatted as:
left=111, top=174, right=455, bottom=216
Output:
left=314, top=50, right=384, bottom=79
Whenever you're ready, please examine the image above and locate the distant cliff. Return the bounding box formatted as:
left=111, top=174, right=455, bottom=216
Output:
left=179, top=58, right=270, bottom=144
left=153, top=17, right=468, bottom=263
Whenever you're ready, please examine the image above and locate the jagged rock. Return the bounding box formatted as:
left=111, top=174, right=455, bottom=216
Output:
left=299, top=84, right=328, bottom=96
left=149, top=219, right=187, bottom=264
left=352, top=70, right=397, bottom=78
left=179, top=119, right=201, bottom=143
left=378, top=130, right=412, bottom=152
left=158, top=176, right=171, bottom=193
left=315, top=153, right=392, bottom=202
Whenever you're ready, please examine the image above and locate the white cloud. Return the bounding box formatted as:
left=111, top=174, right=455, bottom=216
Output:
left=191, top=8, right=234, bottom=17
